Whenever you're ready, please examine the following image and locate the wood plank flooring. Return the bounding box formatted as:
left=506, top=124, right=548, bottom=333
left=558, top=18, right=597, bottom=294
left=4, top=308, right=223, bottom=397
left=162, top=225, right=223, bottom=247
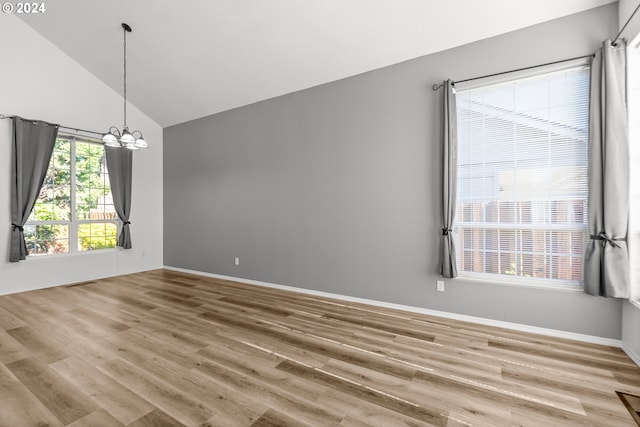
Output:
left=0, top=268, right=638, bottom=426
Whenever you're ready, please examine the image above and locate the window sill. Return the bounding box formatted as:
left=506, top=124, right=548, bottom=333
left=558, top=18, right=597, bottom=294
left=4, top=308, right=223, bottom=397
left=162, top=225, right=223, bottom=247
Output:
left=25, top=248, right=120, bottom=261
left=454, top=273, right=584, bottom=293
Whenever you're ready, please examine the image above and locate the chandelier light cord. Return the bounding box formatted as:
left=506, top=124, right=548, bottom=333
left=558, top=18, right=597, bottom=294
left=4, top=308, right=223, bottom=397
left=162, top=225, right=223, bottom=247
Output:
left=123, top=23, right=128, bottom=129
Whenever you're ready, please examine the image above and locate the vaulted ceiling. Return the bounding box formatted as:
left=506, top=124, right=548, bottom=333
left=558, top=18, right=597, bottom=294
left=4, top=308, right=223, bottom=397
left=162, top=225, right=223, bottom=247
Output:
left=18, top=0, right=615, bottom=127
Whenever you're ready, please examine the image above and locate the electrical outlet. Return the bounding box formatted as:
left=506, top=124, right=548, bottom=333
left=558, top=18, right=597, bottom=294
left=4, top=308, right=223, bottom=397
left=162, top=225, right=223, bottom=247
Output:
left=234, top=257, right=239, bottom=266
left=437, top=280, right=445, bottom=292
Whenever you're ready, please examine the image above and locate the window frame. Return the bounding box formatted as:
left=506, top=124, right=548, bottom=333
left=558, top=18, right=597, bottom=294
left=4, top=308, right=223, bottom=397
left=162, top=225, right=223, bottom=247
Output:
left=452, top=63, right=591, bottom=289
left=24, top=133, right=120, bottom=257
left=629, top=32, right=640, bottom=305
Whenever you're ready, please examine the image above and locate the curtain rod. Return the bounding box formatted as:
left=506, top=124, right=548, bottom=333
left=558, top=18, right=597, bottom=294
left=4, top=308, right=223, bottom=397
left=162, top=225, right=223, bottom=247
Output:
left=0, top=114, right=105, bottom=137
left=432, top=53, right=594, bottom=91
left=613, top=1, right=640, bottom=46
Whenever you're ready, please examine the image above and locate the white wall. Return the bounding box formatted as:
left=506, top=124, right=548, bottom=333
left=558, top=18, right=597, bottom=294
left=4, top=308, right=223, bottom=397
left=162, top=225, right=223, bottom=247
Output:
left=621, top=4, right=640, bottom=366
left=622, top=301, right=640, bottom=365
left=0, top=15, right=163, bottom=295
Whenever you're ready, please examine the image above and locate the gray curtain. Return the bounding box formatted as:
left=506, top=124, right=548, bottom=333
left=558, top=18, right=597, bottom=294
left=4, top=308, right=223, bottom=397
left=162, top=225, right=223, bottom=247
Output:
left=10, top=117, right=58, bottom=262
left=441, top=80, right=458, bottom=278
left=584, top=40, right=629, bottom=297
left=105, top=146, right=133, bottom=249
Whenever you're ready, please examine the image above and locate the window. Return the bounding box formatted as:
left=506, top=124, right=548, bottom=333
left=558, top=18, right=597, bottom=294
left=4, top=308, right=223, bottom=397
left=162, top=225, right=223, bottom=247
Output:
left=454, top=66, right=590, bottom=286
left=24, top=135, right=118, bottom=256
left=630, top=34, right=640, bottom=302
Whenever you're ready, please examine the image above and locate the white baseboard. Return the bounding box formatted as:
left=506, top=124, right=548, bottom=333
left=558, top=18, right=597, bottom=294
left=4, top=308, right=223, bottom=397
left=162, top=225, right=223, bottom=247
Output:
left=164, top=266, right=626, bottom=350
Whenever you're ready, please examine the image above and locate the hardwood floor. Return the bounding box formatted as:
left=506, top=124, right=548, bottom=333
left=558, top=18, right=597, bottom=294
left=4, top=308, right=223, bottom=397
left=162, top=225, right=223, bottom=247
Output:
left=0, top=269, right=639, bottom=426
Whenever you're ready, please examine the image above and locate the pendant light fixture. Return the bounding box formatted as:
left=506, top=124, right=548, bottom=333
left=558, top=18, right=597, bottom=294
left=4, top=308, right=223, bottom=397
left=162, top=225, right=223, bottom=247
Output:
left=102, top=23, right=148, bottom=150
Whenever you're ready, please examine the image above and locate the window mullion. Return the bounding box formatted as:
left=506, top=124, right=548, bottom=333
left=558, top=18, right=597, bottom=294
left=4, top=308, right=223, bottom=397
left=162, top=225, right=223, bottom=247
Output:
left=70, top=137, right=78, bottom=253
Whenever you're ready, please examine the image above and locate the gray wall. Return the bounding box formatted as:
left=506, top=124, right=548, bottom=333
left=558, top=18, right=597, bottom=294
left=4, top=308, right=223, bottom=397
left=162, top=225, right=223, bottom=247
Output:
left=164, top=4, right=622, bottom=339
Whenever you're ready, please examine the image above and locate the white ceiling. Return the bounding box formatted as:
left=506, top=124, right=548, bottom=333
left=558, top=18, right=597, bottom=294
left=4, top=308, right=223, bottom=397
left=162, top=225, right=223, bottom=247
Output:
left=18, top=0, right=615, bottom=127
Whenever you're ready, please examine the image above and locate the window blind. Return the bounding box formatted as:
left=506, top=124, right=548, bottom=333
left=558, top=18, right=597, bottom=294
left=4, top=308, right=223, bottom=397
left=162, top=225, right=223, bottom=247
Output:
left=454, top=66, right=590, bottom=285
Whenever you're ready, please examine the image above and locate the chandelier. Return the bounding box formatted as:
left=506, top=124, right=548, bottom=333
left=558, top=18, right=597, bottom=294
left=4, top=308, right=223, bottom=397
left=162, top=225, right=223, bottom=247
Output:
left=102, top=23, right=148, bottom=150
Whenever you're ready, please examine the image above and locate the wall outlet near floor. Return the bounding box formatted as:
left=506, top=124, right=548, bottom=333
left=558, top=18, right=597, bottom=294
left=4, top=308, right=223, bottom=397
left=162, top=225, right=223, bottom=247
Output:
left=436, top=280, right=445, bottom=292
left=234, top=257, right=239, bottom=266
